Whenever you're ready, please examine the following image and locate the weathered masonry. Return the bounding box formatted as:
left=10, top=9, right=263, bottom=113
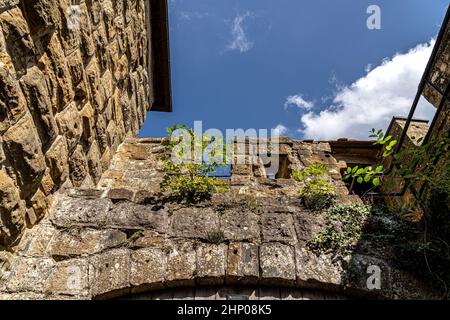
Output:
left=0, top=0, right=171, bottom=248
left=0, top=137, right=440, bottom=299
left=0, top=2, right=449, bottom=300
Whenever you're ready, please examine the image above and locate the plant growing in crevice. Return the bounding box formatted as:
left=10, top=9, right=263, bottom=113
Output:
left=307, top=204, right=371, bottom=254
left=206, top=230, right=225, bottom=244
left=159, top=124, right=231, bottom=203
left=292, top=163, right=336, bottom=211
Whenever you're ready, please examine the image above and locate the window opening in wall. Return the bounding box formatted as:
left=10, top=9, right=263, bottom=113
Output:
left=259, top=154, right=291, bottom=179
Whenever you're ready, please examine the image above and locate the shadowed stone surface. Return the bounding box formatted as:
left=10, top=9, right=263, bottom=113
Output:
left=0, top=137, right=441, bottom=300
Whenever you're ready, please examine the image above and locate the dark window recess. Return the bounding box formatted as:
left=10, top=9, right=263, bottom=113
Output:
left=262, top=154, right=291, bottom=179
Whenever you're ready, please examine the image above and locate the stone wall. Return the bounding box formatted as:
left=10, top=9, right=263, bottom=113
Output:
left=0, top=138, right=437, bottom=299
left=0, top=0, right=150, bottom=248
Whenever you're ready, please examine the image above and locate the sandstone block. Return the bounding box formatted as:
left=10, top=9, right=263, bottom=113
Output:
left=3, top=112, right=46, bottom=197
left=166, top=240, right=197, bottom=287
left=0, top=7, right=35, bottom=75
left=20, top=0, right=60, bottom=36
left=293, top=211, right=327, bottom=244
left=261, top=212, right=296, bottom=244
left=106, top=188, right=134, bottom=202
left=68, top=144, right=88, bottom=187
left=196, top=243, right=227, bottom=285
left=45, top=135, right=69, bottom=187
left=107, top=202, right=168, bottom=232
left=48, top=228, right=126, bottom=258
left=0, top=53, right=27, bottom=130
left=220, top=210, right=260, bottom=241
left=170, top=208, right=219, bottom=240
left=89, top=249, right=130, bottom=298
left=17, top=222, right=56, bottom=257
left=29, top=188, right=49, bottom=222
left=20, top=66, right=58, bottom=148
left=226, top=242, right=259, bottom=284
left=130, top=248, right=166, bottom=292
left=51, top=195, right=111, bottom=228
left=260, top=243, right=296, bottom=285
left=86, top=140, right=102, bottom=184
left=45, top=258, right=89, bottom=296
left=55, top=102, right=83, bottom=152
left=6, top=257, right=54, bottom=292
left=295, top=246, right=344, bottom=288
left=0, top=169, right=25, bottom=246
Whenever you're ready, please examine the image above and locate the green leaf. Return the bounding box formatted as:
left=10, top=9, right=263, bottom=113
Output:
left=356, top=168, right=365, bottom=175
left=357, top=177, right=363, bottom=184
left=364, top=175, right=371, bottom=182
left=375, top=165, right=383, bottom=173
left=372, top=177, right=380, bottom=187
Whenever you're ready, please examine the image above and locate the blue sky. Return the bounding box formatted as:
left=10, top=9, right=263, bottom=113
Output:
left=139, top=0, right=449, bottom=140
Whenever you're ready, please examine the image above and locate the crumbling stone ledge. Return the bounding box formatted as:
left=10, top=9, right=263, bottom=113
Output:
left=0, top=189, right=437, bottom=300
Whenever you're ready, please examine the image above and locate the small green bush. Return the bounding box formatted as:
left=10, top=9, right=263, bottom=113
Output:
left=207, top=230, right=225, bottom=244
left=159, top=124, right=230, bottom=203
left=293, top=163, right=336, bottom=211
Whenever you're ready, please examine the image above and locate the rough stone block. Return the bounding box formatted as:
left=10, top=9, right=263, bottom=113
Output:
left=20, top=66, right=58, bottom=147
left=170, top=207, right=219, bottom=239
left=128, top=230, right=165, bottom=248
left=48, top=228, right=126, bottom=258
left=45, top=258, right=89, bottom=296
left=0, top=7, right=35, bottom=76
left=86, top=140, right=103, bottom=183
left=106, top=187, right=134, bottom=202
left=29, top=188, right=50, bottom=222
left=130, top=248, right=166, bottom=292
left=68, top=144, right=88, bottom=187
left=295, top=246, right=344, bottom=288
left=17, top=222, right=56, bottom=257
left=6, top=257, right=54, bottom=292
left=51, top=195, right=111, bottom=228
left=343, top=254, right=392, bottom=297
left=0, top=169, right=26, bottom=247
left=260, top=243, right=296, bottom=285
left=220, top=210, right=259, bottom=241
left=226, top=242, right=259, bottom=284
left=107, top=202, right=168, bottom=232
left=20, top=0, right=59, bottom=36
left=3, top=112, right=46, bottom=197
left=261, top=212, right=296, bottom=244
left=293, top=211, right=326, bottom=244
left=196, top=243, right=227, bottom=285
left=55, top=102, right=83, bottom=152
left=166, top=240, right=197, bottom=287
left=0, top=251, right=14, bottom=290
left=45, top=135, right=69, bottom=187
left=89, top=249, right=130, bottom=298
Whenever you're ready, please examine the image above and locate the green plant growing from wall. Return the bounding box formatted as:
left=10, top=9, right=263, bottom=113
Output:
left=292, top=163, right=336, bottom=211
left=344, top=128, right=397, bottom=192
left=307, top=204, right=371, bottom=254
left=159, top=124, right=231, bottom=203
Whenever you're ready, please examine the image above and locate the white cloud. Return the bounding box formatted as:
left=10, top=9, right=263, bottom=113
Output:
left=285, top=94, right=314, bottom=110
left=178, top=11, right=210, bottom=21
left=272, top=124, right=288, bottom=136
left=300, top=40, right=436, bottom=140
left=227, top=12, right=253, bottom=53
